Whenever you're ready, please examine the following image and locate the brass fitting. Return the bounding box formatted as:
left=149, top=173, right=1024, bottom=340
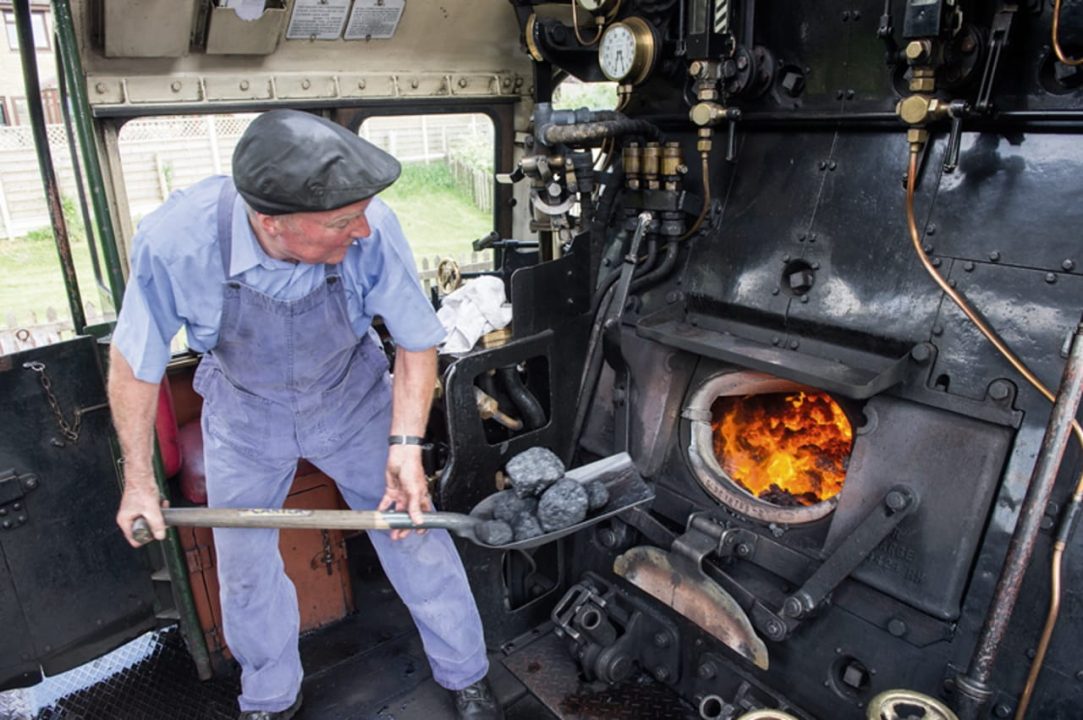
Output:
left=697, top=127, right=712, bottom=154
left=905, top=40, right=932, bottom=64
left=909, top=67, right=936, bottom=93
left=623, top=142, right=642, bottom=190
left=642, top=142, right=661, bottom=189
left=896, top=95, right=947, bottom=126
left=661, top=142, right=683, bottom=177
left=690, top=101, right=732, bottom=127
left=907, top=127, right=930, bottom=154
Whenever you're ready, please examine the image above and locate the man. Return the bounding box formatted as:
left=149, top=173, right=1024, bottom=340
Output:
left=110, top=109, right=502, bottom=720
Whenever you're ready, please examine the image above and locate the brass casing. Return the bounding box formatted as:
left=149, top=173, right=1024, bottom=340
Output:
left=642, top=142, right=661, bottom=188
left=897, top=95, right=946, bottom=126
left=689, top=101, right=729, bottom=127
left=599, top=16, right=658, bottom=85
left=662, top=142, right=683, bottom=177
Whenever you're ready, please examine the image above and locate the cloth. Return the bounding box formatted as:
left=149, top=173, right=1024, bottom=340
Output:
left=112, top=175, right=445, bottom=383
left=198, top=182, right=488, bottom=712
left=232, top=109, right=401, bottom=214
left=436, top=275, right=512, bottom=354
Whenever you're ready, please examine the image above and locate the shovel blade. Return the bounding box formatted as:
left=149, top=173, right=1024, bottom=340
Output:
left=614, top=545, right=769, bottom=670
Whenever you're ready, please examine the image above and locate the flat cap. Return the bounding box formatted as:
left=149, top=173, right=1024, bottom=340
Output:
left=232, top=109, right=401, bottom=215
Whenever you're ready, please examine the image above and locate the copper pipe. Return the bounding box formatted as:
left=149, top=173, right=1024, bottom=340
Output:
left=907, top=150, right=1083, bottom=719
left=570, top=0, right=603, bottom=46
left=1016, top=543, right=1063, bottom=719
left=1053, top=0, right=1083, bottom=67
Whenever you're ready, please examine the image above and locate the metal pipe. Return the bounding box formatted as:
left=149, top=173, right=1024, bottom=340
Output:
left=955, top=319, right=1083, bottom=719
left=544, top=119, right=661, bottom=146
left=15, top=0, right=84, bottom=333
left=1053, top=0, right=1083, bottom=66
left=53, top=27, right=108, bottom=303
left=52, top=0, right=125, bottom=309
left=497, top=365, right=547, bottom=430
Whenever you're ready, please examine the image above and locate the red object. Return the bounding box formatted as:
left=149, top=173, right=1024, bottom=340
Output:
left=155, top=381, right=183, bottom=477
left=178, top=420, right=207, bottom=504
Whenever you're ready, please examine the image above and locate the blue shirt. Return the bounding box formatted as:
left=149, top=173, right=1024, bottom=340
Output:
left=113, top=176, right=446, bottom=383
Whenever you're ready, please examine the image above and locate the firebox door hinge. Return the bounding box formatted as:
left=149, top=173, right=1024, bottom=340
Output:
left=0, top=468, right=39, bottom=530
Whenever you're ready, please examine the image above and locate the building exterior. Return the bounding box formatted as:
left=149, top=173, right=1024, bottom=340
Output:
left=0, top=0, right=59, bottom=125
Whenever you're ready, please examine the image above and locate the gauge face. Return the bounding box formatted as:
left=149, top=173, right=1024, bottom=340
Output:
left=576, top=0, right=616, bottom=12
left=599, top=24, right=637, bottom=81
left=597, top=18, right=656, bottom=85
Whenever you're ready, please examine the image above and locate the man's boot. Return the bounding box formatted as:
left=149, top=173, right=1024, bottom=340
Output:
left=451, top=678, right=505, bottom=720
left=238, top=692, right=302, bottom=720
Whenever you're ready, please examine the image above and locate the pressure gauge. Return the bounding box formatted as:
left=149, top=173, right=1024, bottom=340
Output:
left=597, top=17, right=658, bottom=85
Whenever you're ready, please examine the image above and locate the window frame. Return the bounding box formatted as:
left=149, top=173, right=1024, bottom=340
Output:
left=3, top=8, right=50, bottom=51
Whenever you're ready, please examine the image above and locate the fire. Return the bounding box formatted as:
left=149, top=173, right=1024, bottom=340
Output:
left=711, top=391, right=853, bottom=507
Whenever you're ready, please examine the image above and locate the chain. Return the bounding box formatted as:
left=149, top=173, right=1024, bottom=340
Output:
left=23, top=361, right=82, bottom=442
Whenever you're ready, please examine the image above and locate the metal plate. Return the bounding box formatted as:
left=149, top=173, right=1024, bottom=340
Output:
left=503, top=632, right=697, bottom=720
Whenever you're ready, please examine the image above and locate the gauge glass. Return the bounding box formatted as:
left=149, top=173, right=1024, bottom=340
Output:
left=598, top=23, right=637, bottom=81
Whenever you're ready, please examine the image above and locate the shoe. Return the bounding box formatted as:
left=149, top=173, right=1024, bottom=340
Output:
left=238, top=692, right=302, bottom=720
left=451, top=679, right=504, bottom=720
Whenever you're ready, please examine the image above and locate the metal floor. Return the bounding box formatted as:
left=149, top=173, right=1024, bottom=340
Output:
left=1, top=574, right=692, bottom=720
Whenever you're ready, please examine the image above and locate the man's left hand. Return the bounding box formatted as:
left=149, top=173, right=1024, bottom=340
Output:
left=378, top=444, right=432, bottom=540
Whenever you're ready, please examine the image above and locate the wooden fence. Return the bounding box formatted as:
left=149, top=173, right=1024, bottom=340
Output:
left=1, top=252, right=494, bottom=356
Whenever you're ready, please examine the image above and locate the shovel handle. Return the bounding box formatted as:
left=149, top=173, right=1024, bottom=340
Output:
left=131, top=507, right=477, bottom=545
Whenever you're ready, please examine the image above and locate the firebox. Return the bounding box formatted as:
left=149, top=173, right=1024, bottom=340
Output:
left=684, top=371, right=854, bottom=525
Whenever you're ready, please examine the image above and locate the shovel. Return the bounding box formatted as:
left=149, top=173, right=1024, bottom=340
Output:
left=132, top=452, right=653, bottom=550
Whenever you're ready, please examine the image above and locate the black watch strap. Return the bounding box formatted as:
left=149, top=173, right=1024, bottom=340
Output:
left=388, top=434, right=426, bottom=446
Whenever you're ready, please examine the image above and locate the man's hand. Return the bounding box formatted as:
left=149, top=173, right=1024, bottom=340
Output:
left=378, top=444, right=432, bottom=540
left=116, top=471, right=168, bottom=547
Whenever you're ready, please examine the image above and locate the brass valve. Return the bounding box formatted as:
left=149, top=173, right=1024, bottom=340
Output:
left=689, top=101, right=735, bottom=127
left=896, top=95, right=948, bottom=126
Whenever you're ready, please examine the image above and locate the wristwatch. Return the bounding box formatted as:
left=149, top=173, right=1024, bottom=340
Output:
left=388, top=435, right=426, bottom=446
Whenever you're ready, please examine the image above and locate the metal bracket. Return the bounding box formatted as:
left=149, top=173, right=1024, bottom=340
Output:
left=0, top=468, right=39, bottom=530
left=975, top=3, right=1018, bottom=113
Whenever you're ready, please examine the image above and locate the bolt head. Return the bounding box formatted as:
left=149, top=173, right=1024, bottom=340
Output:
left=698, top=662, right=716, bottom=679
left=654, top=632, right=670, bottom=648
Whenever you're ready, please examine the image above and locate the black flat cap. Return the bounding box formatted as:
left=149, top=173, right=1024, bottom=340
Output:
left=232, top=109, right=401, bottom=215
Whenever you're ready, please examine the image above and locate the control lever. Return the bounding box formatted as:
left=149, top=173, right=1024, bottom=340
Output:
left=780, top=486, right=917, bottom=621
left=725, top=117, right=739, bottom=162
left=472, top=232, right=540, bottom=253
left=943, top=100, right=970, bottom=174
left=975, top=3, right=1017, bottom=113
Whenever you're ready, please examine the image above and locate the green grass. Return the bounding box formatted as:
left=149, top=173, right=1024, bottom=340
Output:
left=0, top=162, right=491, bottom=327
left=0, top=236, right=109, bottom=327
left=379, top=162, right=493, bottom=259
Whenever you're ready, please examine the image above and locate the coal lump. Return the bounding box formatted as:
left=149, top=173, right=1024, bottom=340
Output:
left=537, top=478, right=589, bottom=532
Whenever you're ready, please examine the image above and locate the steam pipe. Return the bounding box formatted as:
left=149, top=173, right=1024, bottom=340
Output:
left=497, top=366, right=547, bottom=430
left=16, top=0, right=84, bottom=333
left=544, top=119, right=661, bottom=146
left=955, top=322, right=1083, bottom=719
left=629, top=237, right=680, bottom=293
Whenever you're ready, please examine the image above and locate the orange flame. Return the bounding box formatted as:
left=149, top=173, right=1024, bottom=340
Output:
left=711, top=391, right=853, bottom=507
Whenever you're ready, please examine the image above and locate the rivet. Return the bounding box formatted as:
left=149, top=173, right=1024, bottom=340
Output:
left=923, top=244, right=934, bottom=254
left=95, top=82, right=107, bottom=94
left=411, top=79, right=420, bottom=89
left=828, top=160, right=837, bottom=170
left=927, top=224, right=937, bottom=235
left=771, top=336, right=781, bottom=346
left=1063, top=259, right=1075, bottom=271
left=458, top=78, right=468, bottom=88
left=239, top=80, right=250, bottom=91
left=502, top=77, right=512, bottom=88
left=790, top=339, right=800, bottom=349
left=798, top=232, right=807, bottom=241
left=358, top=79, right=367, bottom=89
left=948, top=279, right=957, bottom=288
left=771, top=287, right=780, bottom=296
left=2, top=521, right=10, bottom=529
left=845, top=89, right=854, bottom=100
left=931, top=257, right=941, bottom=268
left=963, top=261, right=975, bottom=272
left=800, top=295, right=809, bottom=303
left=842, top=10, right=851, bottom=20
left=12, top=502, right=20, bottom=511
left=818, top=160, right=827, bottom=170
left=990, top=251, right=1001, bottom=262
left=1045, top=273, right=1057, bottom=284
left=1027, top=648, right=1036, bottom=659
left=301, top=79, right=311, bottom=90
left=836, top=89, right=845, bottom=99
left=782, top=254, right=790, bottom=262
left=811, top=262, right=820, bottom=270
left=170, top=81, right=182, bottom=92
left=853, top=10, right=861, bottom=19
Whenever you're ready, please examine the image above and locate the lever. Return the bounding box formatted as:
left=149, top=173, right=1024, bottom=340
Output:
left=725, top=117, right=739, bottom=162
left=943, top=100, right=970, bottom=174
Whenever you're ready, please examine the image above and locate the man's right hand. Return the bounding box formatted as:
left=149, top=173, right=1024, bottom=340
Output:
left=116, top=476, right=167, bottom=547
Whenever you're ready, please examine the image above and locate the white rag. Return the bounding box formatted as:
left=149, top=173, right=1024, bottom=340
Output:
left=436, top=275, right=513, bottom=354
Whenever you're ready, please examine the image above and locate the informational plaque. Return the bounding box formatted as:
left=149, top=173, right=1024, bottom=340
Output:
left=344, top=0, right=406, bottom=40
left=285, top=0, right=351, bottom=40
